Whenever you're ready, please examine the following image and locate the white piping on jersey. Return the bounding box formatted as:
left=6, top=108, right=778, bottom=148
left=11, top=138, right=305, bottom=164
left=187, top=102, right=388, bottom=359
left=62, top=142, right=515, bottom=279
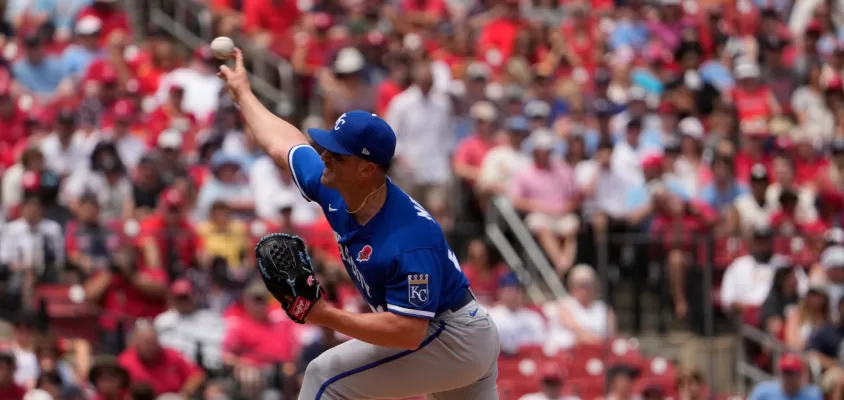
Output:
left=288, top=144, right=314, bottom=202
left=387, top=304, right=435, bottom=318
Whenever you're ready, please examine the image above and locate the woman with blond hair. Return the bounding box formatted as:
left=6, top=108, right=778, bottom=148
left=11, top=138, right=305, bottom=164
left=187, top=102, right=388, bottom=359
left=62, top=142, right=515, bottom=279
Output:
left=544, top=265, right=616, bottom=353
left=785, top=287, right=831, bottom=350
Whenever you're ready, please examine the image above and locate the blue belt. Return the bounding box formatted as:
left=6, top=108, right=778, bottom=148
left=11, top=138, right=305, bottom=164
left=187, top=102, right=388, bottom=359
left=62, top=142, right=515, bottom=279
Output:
left=447, top=290, right=476, bottom=313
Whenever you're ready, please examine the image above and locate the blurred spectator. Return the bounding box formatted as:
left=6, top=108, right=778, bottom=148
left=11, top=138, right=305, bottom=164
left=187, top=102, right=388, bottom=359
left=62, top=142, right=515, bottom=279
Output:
left=76, top=155, right=134, bottom=221
left=760, top=267, right=803, bottom=339
left=83, top=243, right=168, bottom=353
left=322, top=47, right=376, bottom=125
left=784, top=286, right=830, bottom=350
left=6, top=311, right=39, bottom=387
left=146, top=84, right=197, bottom=146
left=88, top=355, right=130, bottom=400
left=132, top=156, right=166, bottom=218
left=676, top=369, right=706, bottom=400
left=0, top=196, right=64, bottom=307
left=0, top=350, right=26, bottom=400
left=453, top=101, right=498, bottom=186
left=387, top=62, right=455, bottom=206
left=249, top=154, right=319, bottom=225
left=734, top=164, right=775, bottom=234
left=477, top=115, right=531, bottom=196
left=488, top=273, right=546, bottom=355
left=509, top=129, right=578, bottom=272
left=602, top=365, right=640, bottom=400
left=12, top=34, right=67, bottom=97
left=32, top=335, right=79, bottom=387
left=748, top=354, right=821, bottom=400
left=518, top=362, right=578, bottom=400
left=60, top=16, right=104, bottom=79
left=78, top=64, right=120, bottom=131
left=720, top=228, right=807, bottom=313
left=154, top=279, right=225, bottom=371
left=545, top=265, right=615, bottom=353
left=196, top=201, right=249, bottom=270
left=812, top=246, right=844, bottom=306
left=39, top=108, right=87, bottom=178
left=242, top=0, right=302, bottom=49
left=76, top=0, right=133, bottom=48
left=118, top=322, right=205, bottom=396
left=808, top=297, right=844, bottom=373
left=3, top=149, right=45, bottom=213
left=155, top=46, right=222, bottom=123
left=766, top=155, right=818, bottom=225
left=460, top=238, right=508, bottom=305
left=136, top=188, right=199, bottom=275
left=97, top=99, right=147, bottom=170
left=222, top=280, right=303, bottom=394
left=195, top=152, right=253, bottom=221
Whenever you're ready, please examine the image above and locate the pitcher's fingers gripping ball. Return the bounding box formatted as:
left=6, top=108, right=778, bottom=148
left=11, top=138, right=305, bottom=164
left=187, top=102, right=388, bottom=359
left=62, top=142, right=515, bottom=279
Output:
left=255, top=233, right=322, bottom=322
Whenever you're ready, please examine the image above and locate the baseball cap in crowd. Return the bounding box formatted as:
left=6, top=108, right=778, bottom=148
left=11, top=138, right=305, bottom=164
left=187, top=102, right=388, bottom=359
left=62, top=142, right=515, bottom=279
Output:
left=333, top=47, right=365, bottom=74
left=735, top=62, right=761, bottom=79
left=530, top=129, right=556, bottom=151
left=750, top=164, right=769, bottom=182
left=752, top=225, right=774, bottom=239
left=112, top=99, right=134, bottom=122
left=498, top=273, right=521, bottom=288
left=466, top=62, right=491, bottom=81
left=504, top=84, right=525, bottom=102
left=170, top=279, right=194, bottom=296
left=678, top=117, right=704, bottom=139
left=778, top=354, right=804, bottom=373
left=75, top=15, right=102, bottom=36
left=627, top=87, right=647, bottom=104
left=312, top=12, right=333, bottom=30
left=525, top=100, right=551, bottom=119
left=540, top=362, right=564, bottom=382
left=157, top=129, right=183, bottom=150
left=160, top=188, right=185, bottom=208
left=821, top=246, right=844, bottom=269
left=307, top=110, right=396, bottom=168
left=505, top=116, right=529, bottom=132
left=193, top=45, right=214, bottom=63
left=469, top=101, right=497, bottom=122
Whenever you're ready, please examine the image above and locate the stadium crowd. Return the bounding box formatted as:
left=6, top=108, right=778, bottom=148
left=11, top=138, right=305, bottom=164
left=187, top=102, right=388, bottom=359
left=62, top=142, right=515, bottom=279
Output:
left=4, top=0, right=844, bottom=398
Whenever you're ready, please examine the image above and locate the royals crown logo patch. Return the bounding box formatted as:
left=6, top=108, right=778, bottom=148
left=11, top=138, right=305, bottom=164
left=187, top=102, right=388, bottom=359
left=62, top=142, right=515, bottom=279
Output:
left=408, top=274, right=430, bottom=307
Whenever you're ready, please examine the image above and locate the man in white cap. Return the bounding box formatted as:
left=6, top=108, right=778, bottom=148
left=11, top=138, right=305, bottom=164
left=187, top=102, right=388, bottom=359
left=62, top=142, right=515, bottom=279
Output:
left=60, top=15, right=103, bottom=78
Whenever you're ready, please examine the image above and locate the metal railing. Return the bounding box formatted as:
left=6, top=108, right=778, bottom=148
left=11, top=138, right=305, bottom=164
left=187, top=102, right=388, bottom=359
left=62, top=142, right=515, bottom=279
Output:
left=485, top=196, right=568, bottom=302
left=126, top=0, right=296, bottom=116
left=737, top=324, right=821, bottom=392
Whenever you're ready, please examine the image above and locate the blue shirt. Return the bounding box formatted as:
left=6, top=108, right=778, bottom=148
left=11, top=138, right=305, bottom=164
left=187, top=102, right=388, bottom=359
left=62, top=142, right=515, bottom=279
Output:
left=699, top=183, right=748, bottom=210
left=289, top=144, right=470, bottom=319
left=60, top=45, right=101, bottom=78
left=748, top=381, right=822, bottom=400
left=12, top=57, right=65, bottom=95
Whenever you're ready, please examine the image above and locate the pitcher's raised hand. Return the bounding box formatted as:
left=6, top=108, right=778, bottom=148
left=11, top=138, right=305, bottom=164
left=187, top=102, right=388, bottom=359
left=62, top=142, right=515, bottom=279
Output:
left=217, top=47, right=249, bottom=102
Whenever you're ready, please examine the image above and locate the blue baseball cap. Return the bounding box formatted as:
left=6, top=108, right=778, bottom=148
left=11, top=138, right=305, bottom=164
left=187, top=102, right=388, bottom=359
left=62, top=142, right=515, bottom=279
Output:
left=307, top=110, right=397, bottom=167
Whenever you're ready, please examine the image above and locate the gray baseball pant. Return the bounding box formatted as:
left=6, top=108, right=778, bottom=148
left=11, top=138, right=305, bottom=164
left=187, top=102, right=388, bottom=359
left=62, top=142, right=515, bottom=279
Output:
left=298, top=300, right=500, bottom=400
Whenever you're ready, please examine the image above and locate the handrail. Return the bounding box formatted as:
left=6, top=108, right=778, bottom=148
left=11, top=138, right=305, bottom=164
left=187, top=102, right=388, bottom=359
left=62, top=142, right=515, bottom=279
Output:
left=736, top=322, right=821, bottom=393
left=139, top=0, right=292, bottom=111
left=486, top=226, right=547, bottom=303
left=488, top=195, right=568, bottom=299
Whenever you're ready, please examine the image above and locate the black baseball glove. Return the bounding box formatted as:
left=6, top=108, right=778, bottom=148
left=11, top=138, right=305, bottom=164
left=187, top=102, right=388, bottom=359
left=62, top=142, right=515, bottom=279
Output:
left=254, top=233, right=322, bottom=323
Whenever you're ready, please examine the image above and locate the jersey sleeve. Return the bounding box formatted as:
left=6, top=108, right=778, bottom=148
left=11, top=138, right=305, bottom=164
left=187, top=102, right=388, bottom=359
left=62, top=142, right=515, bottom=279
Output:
left=288, top=144, right=328, bottom=205
left=385, top=249, right=443, bottom=319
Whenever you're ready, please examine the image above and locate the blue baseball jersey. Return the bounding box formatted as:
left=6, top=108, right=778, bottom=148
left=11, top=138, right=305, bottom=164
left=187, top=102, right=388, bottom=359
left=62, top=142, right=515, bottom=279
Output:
left=287, top=144, right=470, bottom=319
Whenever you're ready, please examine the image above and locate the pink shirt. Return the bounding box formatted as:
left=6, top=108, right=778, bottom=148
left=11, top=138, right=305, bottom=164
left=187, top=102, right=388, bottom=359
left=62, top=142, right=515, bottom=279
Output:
left=118, top=348, right=202, bottom=395
left=509, top=161, right=577, bottom=211
left=222, top=312, right=299, bottom=366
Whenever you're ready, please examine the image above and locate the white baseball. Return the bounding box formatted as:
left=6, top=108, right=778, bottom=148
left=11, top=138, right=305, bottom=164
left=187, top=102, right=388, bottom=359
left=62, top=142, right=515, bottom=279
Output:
left=210, top=36, right=235, bottom=60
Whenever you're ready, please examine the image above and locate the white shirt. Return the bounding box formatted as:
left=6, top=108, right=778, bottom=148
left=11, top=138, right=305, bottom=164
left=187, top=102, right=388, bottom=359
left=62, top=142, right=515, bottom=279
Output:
left=249, top=156, right=320, bottom=225
left=0, top=218, right=65, bottom=274
left=610, top=140, right=645, bottom=186
left=764, top=184, right=818, bottom=224
left=733, top=193, right=773, bottom=231
left=110, top=134, right=148, bottom=170
left=575, top=160, right=629, bottom=218
left=543, top=297, right=611, bottom=353
left=488, top=304, right=546, bottom=354
left=154, top=309, right=227, bottom=370
left=12, top=347, right=37, bottom=387
left=156, top=67, right=223, bottom=122
left=39, top=132, right=88, bottom=176
left=477, top=146, right=530, bottom=191
left=2, top=163, right=25, bottom=212
left=720, top=255, right=808, bottom=308
left=386, top=85, right=455, bottom=185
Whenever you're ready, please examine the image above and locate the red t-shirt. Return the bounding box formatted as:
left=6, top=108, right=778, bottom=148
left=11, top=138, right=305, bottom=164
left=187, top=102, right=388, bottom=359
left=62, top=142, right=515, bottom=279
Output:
left=98, top=267, right=168, bottom=330
left=243, top=0, right=302, bottom=36
left=453, top=135, right=495, bottom=177
left=222, top=312, right=300, bottom=366
left=375, top=79, right=403, bottom=116
left=0, top=383, right=26, bottom=400
left=76, top=7, right=133, bottom=48
left=137, top=214, right=200, bottom=269
left=118, top=347, right=202, bottom=395
left=477, top=17, right=524, bottom=63
left=731, top=86, right=773, bottom=122
left=794, top=156, right=829, bottom=187
left=461, top=263, right=508, bottom=305
left=734, top=152, right=772, bottom=184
